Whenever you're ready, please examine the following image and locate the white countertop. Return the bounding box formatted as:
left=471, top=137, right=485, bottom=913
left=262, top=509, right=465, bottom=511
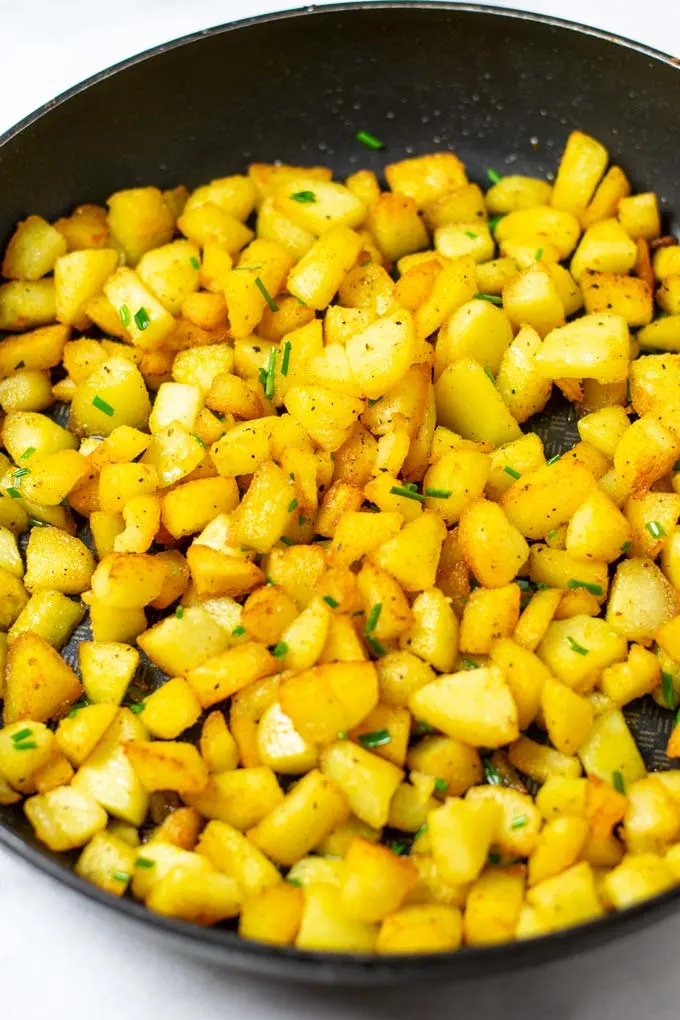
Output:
left=2, top=0, right=680, bottom=1016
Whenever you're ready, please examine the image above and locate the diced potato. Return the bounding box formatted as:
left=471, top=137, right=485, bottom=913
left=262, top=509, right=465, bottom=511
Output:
left=4, top=632, right=82, bottom=724
left=25, top=786, right=108, bottom=852
left=9, top=589, right=84, bottom=649
left=296, top=882, right=378, bottom=952
left=464, top=866, right=525, bottom=945
left=578, top=709, right=647, bottom=788
left=570, top=219, right=637, bottom=282
left=319, top=741, right=402, bottom=829
left=604, top=853, right=676, bottom=909
left=75, top=831, right=137, bottom=896
left=435, top=358, right=522, bottom=448
left=606, top=557, right=678, bottom=643
left=459, top=584, right=522, bottom=655
left=56, top=704, right=118, bottom=766
left=409, top=666, right=518, bottom=748
left=341, top=839, right=416, bottom=922
left=551, top=131, right=608, bottom=215
left=501, top=458, right=595, bottom=540
left=187, top=766, right=283, bottom=831
left=376, top=903, right=462, bottom=954
left=435, top=297, right=513, bottom=378
left=239, top=882, right=303, bottom=946
left=527, top=861, right=603, bottom=930
left=428, top=796, right=499, bottom=884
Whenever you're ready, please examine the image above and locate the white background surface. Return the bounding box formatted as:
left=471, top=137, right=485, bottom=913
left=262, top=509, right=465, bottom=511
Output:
left=1, top=0, right=680, bottom=1016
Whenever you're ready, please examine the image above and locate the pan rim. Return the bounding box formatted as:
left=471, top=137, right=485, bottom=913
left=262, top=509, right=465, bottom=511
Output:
left=2, top=0, right=680, bottom=978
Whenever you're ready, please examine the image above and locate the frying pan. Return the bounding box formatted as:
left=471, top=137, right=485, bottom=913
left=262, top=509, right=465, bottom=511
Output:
left=1, top=0, right=680, bottom=986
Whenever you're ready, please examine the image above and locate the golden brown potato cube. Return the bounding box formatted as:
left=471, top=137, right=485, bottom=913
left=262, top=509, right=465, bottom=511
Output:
left=570, top=218, right=637, bottom=281
left=578, top=708, right=647, bottom=788
left=541, top=675, right=594, bottom=755
left=0, top=720, right=57, bottom=793
left=146, top=868, right=241, bottom=926
left=2, top=214, right=68, bottom=281
left=70, top=356, right=151, bottom=437
left=606, top=557, right=679, bottom=643
left=428, top=796, right=499, bottom=885
left=503, top=264, right=565, bottom=337
left=434, top=358, right=522, bottom=448
left=370, top=511, right=445, bottom=593
left=198, top=818, right=280, bottom=896
left=399, top=588, right=458, bottom=674
left=54, top=248, right=119, bottom=326
left=75, top=831, right=137, bottom=896
left=386, top=153, right=467, bottom=208
left=239, top=882, right=303, bottom=946
left=280, top=661, right=378, bottom=745
left=124, top=739, right=208, bottom=795
left=55, top=703, right=118, bottom=765
left=409, top=665, right=518, bottom=748
left=581, top=269, right=653, bottom=327
left=107, top=186, right=175, bottom=265
left=528, top=816, right=589, bottom=886
left=367, top=193, right=428, bottom=261
left=459, top=585, right=521, bottom=655
left=407, top=734, right=482, bottom=797
left=618, top=192, right=661, bottom=241
left=435, top=297, right=512, bottom=379
left=464, top=865, right=525, bottom=945
left=287, top=227, right=363, bottom=310
left=376, top=903, right=462, bottom=954
left=340, top=838, right=416, bottom=922
left=501, top=457, right=595, bottom=540
left=25, top=785, right=107, bottom=852
left=489, top=638, right=551, bottom=730
left=295, top=882, right=378, bottom=952
left=0, top=567, right=28, bottom=630
left=91, top=551, right=165, bottom=608
left=187, top=766, right=283, bottom=831
left=580, top=166, right=631, bottom=228
left=9, top=589, right=84, bottom=649
left=185, top=641, right=277, bottom=709
left=605, top=852, right=676, bottom=908
left=551, top=130, right=608, bottom=215
left=161, top=475, right=238, bottom=539
left=458, top=499, right=529, bottom=588
left=22, top=525, right=93, bottom=595
left=509, top=737, right=582, bottom=785
left=319, top=741, right=402, bottom=829
left=0, top=279, right=57, bottom=331
left=622, top=778, right=680, bottom=854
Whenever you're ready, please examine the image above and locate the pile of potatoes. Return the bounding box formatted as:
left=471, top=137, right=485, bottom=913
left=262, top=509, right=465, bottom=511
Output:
left=2, top=129, right=680, bottom=952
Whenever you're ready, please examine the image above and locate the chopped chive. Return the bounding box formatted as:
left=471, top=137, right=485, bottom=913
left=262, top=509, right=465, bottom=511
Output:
left=484, top=366, right=496, bottom=384
left=134, top=306, right=150, bottom=331
left=567, top=579, right=603, bottom=596
left=11, top=728, right=33, bottom=743
left=414, top=822, right=428, bottom=840
left=567, top=635, right=589, bottom=655
left=20, top=447, right=36, bottom=461
left=546, top=529, right=558, bottom=541
left=483, top=759, right=504, bottom=786
left=546, top=454, right=560, bottom=466
left=119, top=304, right=130, bottom=327
left=662, top=671, right=676, bottom=710
left=434, top=778, right=447, bottom=793
left=279, top=536, right=294, bottom=546
left=475, top=293, right=503, bottom=306
left=620, top=540, right=631, bottom=554
left=646, top=520, right=665, bottom=539
left=255, top=276, right=279, bottom=313
left=356, top=129, right=385, bottom=150
left=516, top=578, right=533, bottom=591
left=365, top=603, right=382, bottom=634
left=175, top=606, right=184, bottom=619
left=193, top=433, right=207, bottom=449
left=288, top=498, right=298, bottom=513
left=535, top=247, right=544, bottom=261
left=367, top=396, right=383, bottom=407
left=232, top=625, right=246, bottom=637
left=462, top=658, right=479, bottom=670
left=135, top=857, right=154, bottom=869
left=488, top=215, right=502, bottom=233
left=414, top=720, right=434, bottom=735
left=360, top=259, right=372, bottom=267
left=390, top=484, right=425, bottom=502
left=336, top=731, right=348, bottom=741
left=298, top=514, right=307, bottom=527
left=112, top=871, right=130, bottom=883
left=30, top=519, right=47, bottom=527
left=503, top=465, right=521, bottom=479
left=130, top=703, right=145, bottom=714
left=464, top=230, right=478, bottom=239
left=358, top=728, right=391, bottom=749
left=290, top=190, right=317, bottom=203
left=323, top=595, right=339, bottom=608
left=281, top=340, right=291, bottom=376
left=425, top=487, right=452, bottom=499
left=189, top=256, right=200, bottom=270
left=674, top=460, right=680, bottom=472
left=13, top=741, right=37, bottom=751
left=272, top=641, right=288, bottom=659
left=258, top=366, right=268, bottom=388
left=535, top=582, right=549, bottom=590
left=487, top=169, right=502, bottom=184
left=487, top=850, right=502, bottom=865
left=286, top=876, right=302, bottom=887
left=510, top=815, right=528, bottom=830
left=233, top=264, right=263, bottom=271
left=92, top=395, right=114, bottom=417
left=366, top=635, right=387, bottom=657
left=389, top=841, right=409, bottom=856
left=264, top=348, right=277, bottom=400
left=6, top=487, right=22, bottom=499
left=612, top=770, right=626, bottom=794
left=12, top=467, right=30, bottom=481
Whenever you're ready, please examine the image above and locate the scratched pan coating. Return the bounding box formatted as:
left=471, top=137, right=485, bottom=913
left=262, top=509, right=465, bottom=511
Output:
left=2, top=2, right=680, bottom=985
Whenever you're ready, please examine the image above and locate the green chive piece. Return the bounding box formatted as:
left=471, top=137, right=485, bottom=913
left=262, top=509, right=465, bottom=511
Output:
left=546, top=529, right=558, bottom=541
left=288, top=498, right=298, bottom=513
left=29, top=518, right=47, bottom=527
left=414, top=822, right=428, bottom=840
left=425, top=487, right=452, bottom=499
left=483, top=759, right=504, bottom=786
left=290, top=190, right=317, bottom=204
left=192, top=434, right=206, bottom=449
left=258, top=366, right=268, bottom=388
left=674, top=460, right=680, bottom=472
left=255, top=276, right=279, bottom=313
left=119, top=304, right=131, bottom=327
left=474, top=293, right=503, bottom=306
left=323, top=595, right=339, bottom=608
left=567, top=579, right=604, bottom=596
left=281, top=340, right=292, bottom=376
left=279, top=536, right=294, bottom=546
left=12, top=467, right=30, bottom=481
left=130, top=703, right=145, bottom=714
left=336, top=731, right=348, bottom=741
left=286, top=877, right=302, bottom=887
left=366, top=635, right=387, bottom=657
left=516, top=578, right=533, bottom=591
left=134, top=307, right=150, bottom=331
left=11, top=728, right=33, bottom=743
left=135, top=857, right=154, bottom=869
left=662, top=671, right=676, bottom=710
left=487, top=169, right=502, bottom=184
left=567, top=635, right=589, bottom=655
left=14, top=741, right=37, bottom=751
left=612, top=770, right=625, bottom=794
left=434, top=778, right=447, bottom=793
left=484, top=366, right=496, bottom=384
left=367, top=396, right=383, bottom=407
left=620, top=540, right=632, bottom=554
left=464, top=230, right=478, bottom=239
left=233, top=264, right=263, bottom=271
left=503, top=465, right=521, bottom=479
left=272, top=641, right=288, bottom=659
left=389, top=841, right=409, bottom=856
left=232, top=625, right=246, bottom=637
left=487, top=850, right=502, bottom=865
left=298, top=514, right=307, bottom=527
left=358, top=728, right=391, bottom=749
left=510, top=815, right=528, bottom=830
left=20, top=447, right=36, bottom=460
left=546, top=454, right=560, bottom=466
left=390, top=485, right=425, bottom=503
left=112, top=871, right=130, bottom=883
left=356, top=130, right=385, bottom=150
left=175, top=606, right=184, bottom=619
left=189, top=256, right=200, bottom=270
left=6, top=487, right=22, bottom=499
left=488, top=215, right=502, bottom=233
left=264, top=348, right=277, bottom=400
left=92, top=395, right=114, bottom=417
left=365, top=603, right=382, bottom=634
left=414, top=720, right=434, bottom=735
left=646, top=520, right=666, bottom=539
left=462, top=659, right=479, bottom=670
left=535, top=247, right=544, bottom=261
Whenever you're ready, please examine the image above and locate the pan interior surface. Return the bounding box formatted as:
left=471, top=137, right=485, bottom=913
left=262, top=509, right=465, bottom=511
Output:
left=2, top=1, right=680, bottom=984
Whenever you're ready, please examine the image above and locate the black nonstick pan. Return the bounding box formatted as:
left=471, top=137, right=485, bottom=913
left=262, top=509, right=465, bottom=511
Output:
left=2, top=0, right=680, bottom=986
